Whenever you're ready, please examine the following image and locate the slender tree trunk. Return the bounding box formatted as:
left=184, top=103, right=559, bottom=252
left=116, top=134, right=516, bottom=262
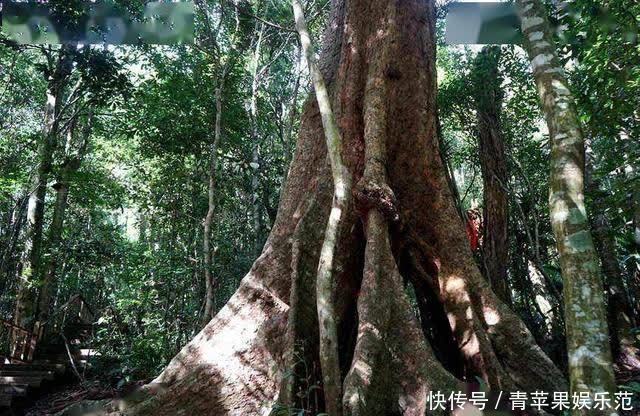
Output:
left=249, top=24, right=265, bottom=257
left=472, top=46, right=511, bottom=305
left=510, top=230, right=546, bottom=340
left=634, top=178, right=640, bottom=250
left=200, top=5, right=244, bottom=325
left=124, top=2, right=566, bottom=415
left=202, top=81, right=224, bottom=325
left=290, top=2, right=352, bottom=414
left=277, top=46, right=303, bottom=206
left=516, top=0, right=617, bottom=406
left=14, top=47, right=71, bottom=332
left=36, top=111, right=93, bottom=323
left=283, top=46, right=302, bottom=177
left=511, top=185, right=565, bottom=314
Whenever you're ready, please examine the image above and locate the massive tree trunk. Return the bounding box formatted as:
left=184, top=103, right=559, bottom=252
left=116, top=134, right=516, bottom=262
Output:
left=36, top=111, right=93, bottom=323
left=13, top=47, right=71, bottom=332
left=123, top=1, right=566, bottom=414
left=471, top=46, right=511, bottom=306
left=516, top=0, right=616, bottom=406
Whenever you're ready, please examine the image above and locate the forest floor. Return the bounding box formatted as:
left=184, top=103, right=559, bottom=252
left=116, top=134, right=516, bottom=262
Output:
left=24, top=380, right=126, bottom=416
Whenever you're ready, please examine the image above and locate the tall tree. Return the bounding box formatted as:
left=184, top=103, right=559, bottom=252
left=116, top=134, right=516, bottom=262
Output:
left=12, top=43, right=128, bottom=334
left=471, top=46, right=511, bottom=305
left=36, top=110, right=94, bottom=323
left=201, top=70, right=226, bottom=324
left=14, top=46, right=73, bottom=331
left=248, top=23, right=266, bottom=257
left=198, top=0, right=245, bottom=324
left=122, top=1, right=566, bottom=415
left=516, top=0, right=617, bottom=406
left=290, top=1, right=352, bottom=413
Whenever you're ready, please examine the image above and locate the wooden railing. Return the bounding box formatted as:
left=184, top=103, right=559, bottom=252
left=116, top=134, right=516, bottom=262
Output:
left=0, top=294, right=95, bottom=363
left=0, top=319, right=40, bottom=363
left=40, top=294, right=95, bottom=340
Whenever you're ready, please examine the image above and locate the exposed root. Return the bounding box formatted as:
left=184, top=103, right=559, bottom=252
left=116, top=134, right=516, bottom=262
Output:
left=343, top=210, right=462, bottom=416
left=615, top=343, right=640, bottom=379
left=278, top=183, right=330, bottom=411
left=415, top=230, right=513, bottom=390
left=405, top=247, right=465, bottom=378
left=411, top=224, right=567, bottom=393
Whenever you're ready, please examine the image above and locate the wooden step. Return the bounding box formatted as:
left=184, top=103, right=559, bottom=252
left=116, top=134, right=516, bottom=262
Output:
left=0, top=370, right=54, bottom=380
left=0, top=384, right=28, bottom=396
left=35, top=353, right=91, bottom=364
left=0, top=376, right=43, bottom=387
left=0, top=363, right=65, bottom=374
left=32, top=357, right=72, bottom=365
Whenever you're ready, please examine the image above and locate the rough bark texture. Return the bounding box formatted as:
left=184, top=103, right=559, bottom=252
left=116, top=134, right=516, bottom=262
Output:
left=119, top=1, right=567, bottom=415
left=516, top=0, right=617, bottom=407
left=472, top=46, right=511, bottom=306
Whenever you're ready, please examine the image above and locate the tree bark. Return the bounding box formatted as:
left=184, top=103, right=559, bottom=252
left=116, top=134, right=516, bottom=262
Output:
left=516, top=0, right=617, bottom=407
left=14, top=47, right=72, bottom=332
left=471, top=46, right=512, bottom=306
left=291, top=1, right=355, bottom=413
left=123, top=1, right=567, bottom=415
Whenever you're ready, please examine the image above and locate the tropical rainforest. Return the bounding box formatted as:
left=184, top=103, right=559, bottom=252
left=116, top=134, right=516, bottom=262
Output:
left=0, top=0, right=639, bottom=415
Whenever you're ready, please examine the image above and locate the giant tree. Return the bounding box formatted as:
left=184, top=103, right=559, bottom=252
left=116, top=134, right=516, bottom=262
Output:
left=119, top=1, right=566, bottom=415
